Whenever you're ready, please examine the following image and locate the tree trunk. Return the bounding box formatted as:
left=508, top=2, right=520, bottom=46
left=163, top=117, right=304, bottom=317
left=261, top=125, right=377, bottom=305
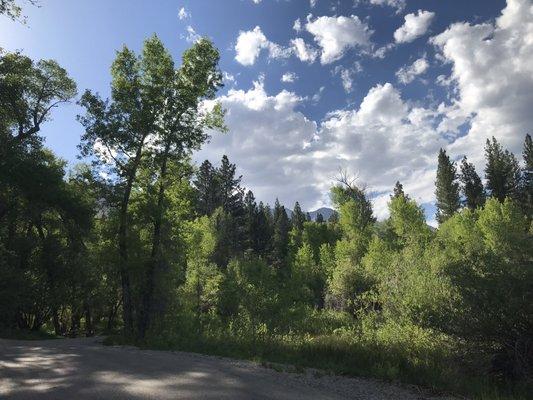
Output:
left=138, top=143, right=170, bottom=339
left=84, top=302, right=94, bottom=337
left=117, top=139, right=146, bottom=338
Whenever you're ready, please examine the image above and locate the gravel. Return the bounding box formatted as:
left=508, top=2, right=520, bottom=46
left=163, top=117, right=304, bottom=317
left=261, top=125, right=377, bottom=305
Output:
left=0, top=337, right=458, bottom=400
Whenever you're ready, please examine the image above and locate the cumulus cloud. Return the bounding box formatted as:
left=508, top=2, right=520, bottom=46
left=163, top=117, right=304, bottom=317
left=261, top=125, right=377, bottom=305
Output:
left=432, top=0, right=533, bottom=167
left=306, top=15, right=372, bottom=64
left=234, top=26, right=290, bottom=66
left=203, top=0, right=532, bottom=222
left=290, top=38, right=319, bottom=63
left=195, top=79, right=320, bottom=208
left=197, top=78, right=443, bottom=218
left=394, top=10, right=435, bottom=43
left=396, top=57, right=429, bottom=84
left=281, top=72, right=298, bottom=83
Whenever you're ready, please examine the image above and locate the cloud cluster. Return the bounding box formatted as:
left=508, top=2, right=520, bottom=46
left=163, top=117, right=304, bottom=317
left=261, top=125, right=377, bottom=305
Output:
left=433, top=0, right=533, bottom=167
left=394, top=10, right=435, bottom=43
left=215, top=0, right=532, bottom=223
left=369, top=0, right=406, bottom=12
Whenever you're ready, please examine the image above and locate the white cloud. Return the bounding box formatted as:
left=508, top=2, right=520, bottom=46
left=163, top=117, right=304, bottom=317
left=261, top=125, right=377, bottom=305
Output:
left=234, top=26, right=290, bottom=66
left=184, top=26, right=200, bottom=43
left=293, top=18, right=302, bottom=32
left=281, top=72, right=298, bottom=83
left=200, top=0, right=533, bottom=222
left=306, top=15, right=372, bottom=64
left=290, top=38, right=319, bottom=63
left=223, top=71, right=236, bottom=85
left=396, top=57, right=429, bottom=84
left=432, top=0, right=533, bottom=167
left=369, top=0, right=405, bottom=12
left=178, top=7, right=190, bottom=20
left=252, top=0, right=261, bottom=3
left=197, top=79, right=443, bottom=218
left=394, top=10, right=435, bottom=43
left=333, top=62, right=362, bottom=92
left=310, top=0, right=317, bottom=8
left=196, top=79, right=320, bottom=208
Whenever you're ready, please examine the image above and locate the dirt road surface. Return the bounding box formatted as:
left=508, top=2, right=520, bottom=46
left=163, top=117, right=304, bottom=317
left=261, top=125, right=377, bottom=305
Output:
left=0, top=337, right=455, bottom=399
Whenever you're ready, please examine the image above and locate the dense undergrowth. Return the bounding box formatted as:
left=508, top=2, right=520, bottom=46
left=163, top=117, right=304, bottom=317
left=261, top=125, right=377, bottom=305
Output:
left=104, top=310, right=531, bottom=400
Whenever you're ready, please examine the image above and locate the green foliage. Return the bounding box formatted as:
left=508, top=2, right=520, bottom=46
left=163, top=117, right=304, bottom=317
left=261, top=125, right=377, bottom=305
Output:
left=435, top=148, right=461, bottom=223
left=436, top=199, right=533, bottom=378
left=3, top=33, right=532, bottom=400
left=485, top=137, right=522, bottom=202
left=460, top=156, right=486, bottom=210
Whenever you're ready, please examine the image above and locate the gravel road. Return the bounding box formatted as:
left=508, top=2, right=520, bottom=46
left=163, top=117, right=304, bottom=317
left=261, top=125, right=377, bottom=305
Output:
left=0, top=337, right=456, bottom=399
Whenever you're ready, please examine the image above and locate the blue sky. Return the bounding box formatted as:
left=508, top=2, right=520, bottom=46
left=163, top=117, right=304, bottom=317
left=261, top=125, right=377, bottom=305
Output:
left=1, top=0, right=531, bottom=223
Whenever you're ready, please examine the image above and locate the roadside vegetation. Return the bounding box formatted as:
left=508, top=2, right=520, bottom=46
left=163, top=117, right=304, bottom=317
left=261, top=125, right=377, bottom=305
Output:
left=1, top=3, right=532, bottom=399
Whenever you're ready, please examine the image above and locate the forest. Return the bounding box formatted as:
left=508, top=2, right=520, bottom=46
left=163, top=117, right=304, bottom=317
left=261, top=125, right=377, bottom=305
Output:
left=1, top=4, right=532, bottom=399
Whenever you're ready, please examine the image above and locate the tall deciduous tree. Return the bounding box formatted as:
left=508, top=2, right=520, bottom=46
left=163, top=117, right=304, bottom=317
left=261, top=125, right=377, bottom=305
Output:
left=78, top=36, right=222, bottom=337
left=139, top=38, right=225, bottom=338
left=435, top=148, right=460, bottom=224
left=459, top=156, right=485, bottom=210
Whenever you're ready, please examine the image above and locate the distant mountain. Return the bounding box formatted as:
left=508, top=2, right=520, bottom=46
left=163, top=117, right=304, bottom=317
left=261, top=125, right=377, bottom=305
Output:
left=282, top=206, right=336, bottom=222
left=307, top=207, right=336, bottom=221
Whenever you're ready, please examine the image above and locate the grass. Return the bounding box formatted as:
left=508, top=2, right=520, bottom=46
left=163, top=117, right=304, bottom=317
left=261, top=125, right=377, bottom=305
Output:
left=103, top=318, right=532, bottom=400
left=0, top=328, right=60, bottom=340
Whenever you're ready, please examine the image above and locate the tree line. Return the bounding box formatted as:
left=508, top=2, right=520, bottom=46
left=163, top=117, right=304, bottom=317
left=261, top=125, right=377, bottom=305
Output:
left=1, top=31, right=532, bottom=394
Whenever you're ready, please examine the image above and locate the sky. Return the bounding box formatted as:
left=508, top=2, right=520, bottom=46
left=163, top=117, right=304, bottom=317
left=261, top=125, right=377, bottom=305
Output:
left=1, top=0, right=532, bottom=224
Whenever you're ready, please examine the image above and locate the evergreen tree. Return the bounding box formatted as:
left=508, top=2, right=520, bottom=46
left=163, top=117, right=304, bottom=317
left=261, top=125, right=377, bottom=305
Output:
left=327, top=211, right=339, bottom=223
left=484, top=137, right=521, bottom=202
left=291, top=201, right=306, bottom=232
left=193, top=160, right=220, bottom=216
left=218, top=155, right=244, bottom=216
left=316, top=213, right=324, bottom=224
left=435, top=148, right=461, bottom=224
left=521, top=134, right=533, bottom=218
left=256, top=202, right=273, bottom=257
left=459, top=156, right=485, bottom=210
left=243, top=190, right=259, bottom=253
left=271, top=199, right=290, bottom=272
left=289, top=201, right=307, bottom=251
left=392, top=181, right=407, bottom=199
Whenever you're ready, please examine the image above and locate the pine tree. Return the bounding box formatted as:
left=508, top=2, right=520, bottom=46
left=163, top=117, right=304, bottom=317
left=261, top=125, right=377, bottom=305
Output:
left=316, top=213, right=324, bottom=223
left=271, top=199, right=290, bottom=272
left=193, top=160, right=219, bottom=216
left=217, top=155, right=244, bottom=216
left=459, top=156, right=485, bottom=210
left=521, top=134, right=533, bottom=218
left=327, top=211, right=339, bottom=223
left=435, top=148, right=461, bottom=224
left=243, top=190, right=258, bottom=253
left=391, top=181, right=407, bottom=199
left=291, top=201, right=306, bottom=232
left=256, top=202, right=273, bottom=257
left=484, top=137, right=521, bottom=202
